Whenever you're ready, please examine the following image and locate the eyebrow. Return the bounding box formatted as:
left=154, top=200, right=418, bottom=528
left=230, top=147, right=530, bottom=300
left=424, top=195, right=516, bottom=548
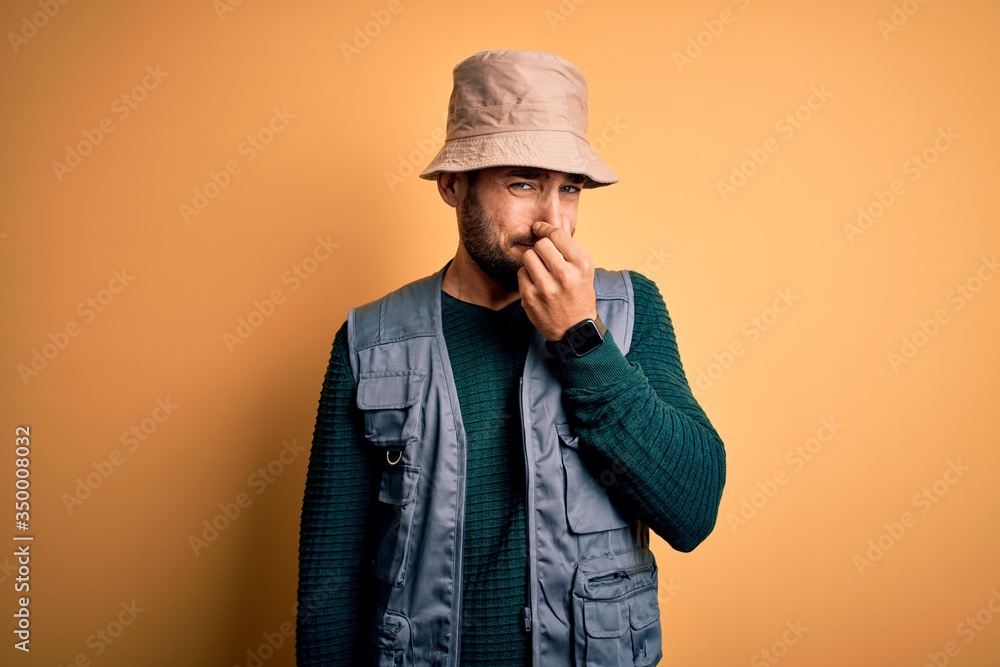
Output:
left=504, top=168, right=587, bottom=185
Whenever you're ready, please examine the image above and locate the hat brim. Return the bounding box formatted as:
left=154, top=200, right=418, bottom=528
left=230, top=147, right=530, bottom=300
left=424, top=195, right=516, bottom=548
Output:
left=418, top=130, right=619, bottom=188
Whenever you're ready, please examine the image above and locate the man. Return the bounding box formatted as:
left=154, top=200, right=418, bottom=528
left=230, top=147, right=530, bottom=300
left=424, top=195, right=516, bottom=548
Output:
left=297, top=49, right=726, bottom=666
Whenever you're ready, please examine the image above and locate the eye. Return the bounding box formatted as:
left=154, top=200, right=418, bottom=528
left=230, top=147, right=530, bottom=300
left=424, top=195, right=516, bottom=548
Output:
left=560, top=184, right=581, bottom=194
left=510, top=182, right=532, bottom=191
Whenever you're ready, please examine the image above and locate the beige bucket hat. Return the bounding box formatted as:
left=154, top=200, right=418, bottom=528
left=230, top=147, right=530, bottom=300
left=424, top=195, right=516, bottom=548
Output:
left=419, top=49, right=619, bottom=188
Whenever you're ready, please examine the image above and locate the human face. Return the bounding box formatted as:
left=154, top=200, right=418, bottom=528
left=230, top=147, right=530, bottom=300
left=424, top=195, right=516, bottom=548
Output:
left=456, top=167, right=585, bottom=292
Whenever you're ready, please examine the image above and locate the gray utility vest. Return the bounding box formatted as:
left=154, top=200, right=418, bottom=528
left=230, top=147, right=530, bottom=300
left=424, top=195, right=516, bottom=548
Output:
left=346, top=260, right=662, bottom=667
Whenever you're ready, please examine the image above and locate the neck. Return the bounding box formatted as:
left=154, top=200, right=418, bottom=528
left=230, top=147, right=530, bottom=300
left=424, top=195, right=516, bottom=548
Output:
left=441, top=245, right=520, bottom=311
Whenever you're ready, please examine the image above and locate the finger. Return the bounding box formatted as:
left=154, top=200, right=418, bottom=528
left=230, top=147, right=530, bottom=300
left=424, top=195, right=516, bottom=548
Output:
left=530, top=237, right=571, bottom=276
left=519, top=248, right=557, bottom=292
left=532, top=220, right=583, bottom=264
left=516, top=265, right=534, bottom=290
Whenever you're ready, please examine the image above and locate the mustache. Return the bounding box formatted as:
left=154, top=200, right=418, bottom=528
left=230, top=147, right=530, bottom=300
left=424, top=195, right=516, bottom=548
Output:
left=509, top=227, right=574, bottom=247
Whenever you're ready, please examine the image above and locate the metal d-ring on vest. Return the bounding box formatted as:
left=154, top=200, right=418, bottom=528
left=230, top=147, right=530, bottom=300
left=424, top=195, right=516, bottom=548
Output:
left=346, top=259, right=664, bottom=666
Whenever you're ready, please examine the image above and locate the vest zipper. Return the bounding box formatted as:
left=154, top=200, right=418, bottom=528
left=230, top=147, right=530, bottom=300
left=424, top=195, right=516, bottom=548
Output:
left=588, top=561, right=654, bottom=585
left=519, top=375, right=539, bottom=654
left=441, top=288, right=466, bottom=667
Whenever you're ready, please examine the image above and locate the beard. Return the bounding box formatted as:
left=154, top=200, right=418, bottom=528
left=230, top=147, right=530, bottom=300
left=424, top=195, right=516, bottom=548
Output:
left=457, top=185, right=535, bottom=293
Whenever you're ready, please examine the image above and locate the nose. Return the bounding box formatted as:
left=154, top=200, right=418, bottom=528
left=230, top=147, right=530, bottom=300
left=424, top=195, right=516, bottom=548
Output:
left=535, top=190, right=568, bottom=231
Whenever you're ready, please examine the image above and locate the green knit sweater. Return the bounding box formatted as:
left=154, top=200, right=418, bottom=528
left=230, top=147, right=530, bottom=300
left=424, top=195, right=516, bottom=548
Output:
left=296, top=270, right=726, bottom=665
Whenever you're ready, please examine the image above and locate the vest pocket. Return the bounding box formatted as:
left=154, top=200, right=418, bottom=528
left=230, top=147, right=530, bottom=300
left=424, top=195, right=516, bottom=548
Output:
left=573, top=555, right=663, bottom=666
left=372, top=464, right=421, bottom=586
left=356, top=371, right=427, bottom=451
left=369, top=604, right=412, bottom=666
left=556, top=423, right=633, bottom=534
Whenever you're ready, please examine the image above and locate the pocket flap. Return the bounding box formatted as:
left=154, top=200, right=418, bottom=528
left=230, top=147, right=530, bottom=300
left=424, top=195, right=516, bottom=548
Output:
left=371, top=604, right=411, bottom=651
left=357, top=371, right=426, bottom=410
left=557, top=423, right=631, bottom=534
left=378, top=465, right=420, bottom=506
left=629, top=590, right=659, bottom=630
left=584, top=599, right=627, bottom=638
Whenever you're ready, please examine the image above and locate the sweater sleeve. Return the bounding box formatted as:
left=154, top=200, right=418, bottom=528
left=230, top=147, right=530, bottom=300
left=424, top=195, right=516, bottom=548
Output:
left=296, top=321, right=379, bottom=664
left=553, top=270, right=726, bottom=552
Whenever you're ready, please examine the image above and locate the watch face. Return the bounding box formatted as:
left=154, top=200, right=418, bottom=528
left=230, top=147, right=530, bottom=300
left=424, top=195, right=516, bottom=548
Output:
left=566, top=319, right=603, bottom=356
left=546, top=318, right=605, bottom=360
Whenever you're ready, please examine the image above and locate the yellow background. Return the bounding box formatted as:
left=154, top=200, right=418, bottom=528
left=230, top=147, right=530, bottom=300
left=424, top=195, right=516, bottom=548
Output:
left=2, top=0, right=998, bottom=665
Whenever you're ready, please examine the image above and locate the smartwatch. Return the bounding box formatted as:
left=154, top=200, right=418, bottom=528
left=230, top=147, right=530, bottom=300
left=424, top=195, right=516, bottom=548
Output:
left=545, top=314, right=607, bottom=360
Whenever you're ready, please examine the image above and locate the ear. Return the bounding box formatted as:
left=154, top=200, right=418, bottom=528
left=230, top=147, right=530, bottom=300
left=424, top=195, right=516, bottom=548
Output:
left=437, top=172, right=465, bottom=208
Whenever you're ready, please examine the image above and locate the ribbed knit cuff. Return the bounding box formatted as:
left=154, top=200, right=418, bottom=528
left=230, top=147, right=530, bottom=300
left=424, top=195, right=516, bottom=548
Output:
left=553, top=330, right=634, bottom=388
